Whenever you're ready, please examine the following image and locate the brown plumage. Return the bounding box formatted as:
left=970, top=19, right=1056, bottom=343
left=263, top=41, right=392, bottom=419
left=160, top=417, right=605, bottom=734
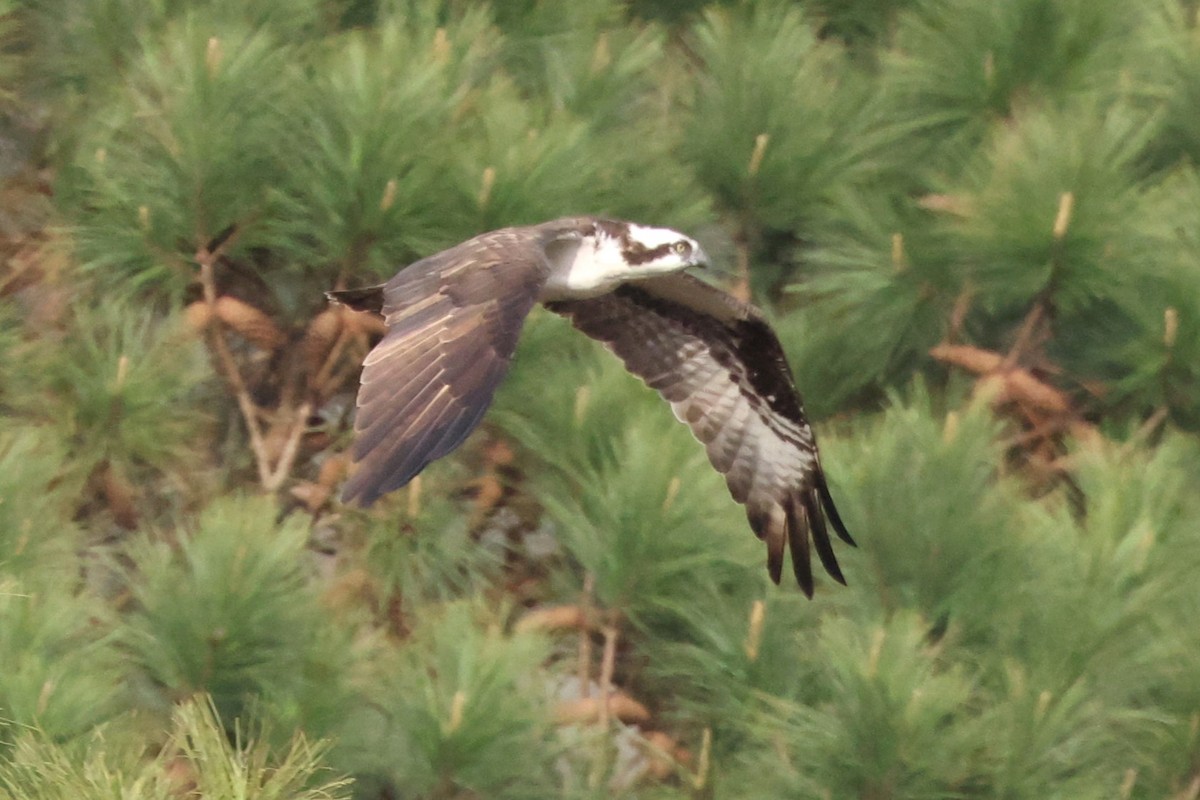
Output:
left=328, top=217, right=854, bottom=596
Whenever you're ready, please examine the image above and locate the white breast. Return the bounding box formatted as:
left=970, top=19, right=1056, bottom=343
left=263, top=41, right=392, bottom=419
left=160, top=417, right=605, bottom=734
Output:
left=540, top=235, right=629, bottom=301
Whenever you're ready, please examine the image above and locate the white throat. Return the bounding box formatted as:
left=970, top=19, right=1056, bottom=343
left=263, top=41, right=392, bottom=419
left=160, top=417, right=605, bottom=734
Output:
left=540, top=233, right=630, bottom=301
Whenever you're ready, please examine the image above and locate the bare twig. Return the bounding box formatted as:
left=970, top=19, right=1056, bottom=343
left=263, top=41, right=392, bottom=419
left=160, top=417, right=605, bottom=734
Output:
left=577, top=573, right=595, bottom=695
left=195, top=228, right=315, bottom=492
left=693, top=727, right=712, bottom=792
left=310, top=321, right=355, bottom=396
left=589, top=613, right=621, bottom=789
left=947, top=284, right=974, bottom=343
left=264, top=399, right=314, bottom=491
left=1001, top=300, right=1047, bottom=369
left=597, top=617, right=619, bottom=729
left=195, top=249, right=272, bottom=487
left=1003, top=196, right=1071, bottom=369
left=744, top=599, right=765, bottom=662
left=1117, top=406, right=1169, bottom=459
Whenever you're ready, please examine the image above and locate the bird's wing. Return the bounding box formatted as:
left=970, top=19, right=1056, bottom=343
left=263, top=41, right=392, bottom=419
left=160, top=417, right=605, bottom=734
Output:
left=546, top=272, right=854, bottom=596
left=335, top=227, right=568, bottom=505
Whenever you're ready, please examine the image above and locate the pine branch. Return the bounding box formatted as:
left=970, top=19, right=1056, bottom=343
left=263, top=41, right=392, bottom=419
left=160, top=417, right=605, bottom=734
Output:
left=195, top=242, right=273, bottom=488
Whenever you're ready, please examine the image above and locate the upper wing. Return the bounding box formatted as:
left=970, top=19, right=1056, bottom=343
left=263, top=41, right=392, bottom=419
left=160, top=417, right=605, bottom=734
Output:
left=336, top=228, right=560, bottom=506
left=546, top=273, right=854, bottom=596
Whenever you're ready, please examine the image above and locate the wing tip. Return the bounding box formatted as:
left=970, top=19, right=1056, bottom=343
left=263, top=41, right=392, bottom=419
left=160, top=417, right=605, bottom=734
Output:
left=767, top=552, right=783, bottom=586
left=803, top=488, right=847, bottom=587
left=750, top=507, right=785, bottom=586
left=785, top=496, right=815, bottom=599
left=753, top=484, right=853, bottom=598
left=338, top=475, right=378, bottom=508
left=817, top=472, right=856, bottom=547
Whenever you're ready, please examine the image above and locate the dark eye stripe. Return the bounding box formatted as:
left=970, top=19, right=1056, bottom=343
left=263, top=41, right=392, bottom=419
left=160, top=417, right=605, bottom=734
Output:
left=622, top=242, right=673, bottom=265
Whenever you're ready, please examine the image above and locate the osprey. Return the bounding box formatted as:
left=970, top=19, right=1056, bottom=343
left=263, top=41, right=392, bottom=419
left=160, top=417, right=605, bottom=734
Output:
left=328, top=217, right=854, bottom=596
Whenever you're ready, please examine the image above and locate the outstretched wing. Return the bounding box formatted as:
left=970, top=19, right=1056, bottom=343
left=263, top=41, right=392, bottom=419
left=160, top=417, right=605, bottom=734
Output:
left=334, top=228, right=561, bottom=505
left=546, top=273, right=854, bottom=596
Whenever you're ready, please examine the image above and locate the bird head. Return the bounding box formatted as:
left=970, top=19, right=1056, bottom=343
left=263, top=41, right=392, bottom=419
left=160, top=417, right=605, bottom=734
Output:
left=617, top=223, right=709, bottom=277
left=542, top=218, right=710, bottom=300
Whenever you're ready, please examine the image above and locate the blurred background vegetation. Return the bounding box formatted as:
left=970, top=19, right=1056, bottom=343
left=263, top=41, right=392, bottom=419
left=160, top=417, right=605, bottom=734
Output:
left=1, top=0, right=1199, bottom=797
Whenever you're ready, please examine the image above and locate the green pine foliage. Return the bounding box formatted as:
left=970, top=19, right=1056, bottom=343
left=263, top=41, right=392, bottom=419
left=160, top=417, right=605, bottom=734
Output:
left=801, top=0, right=918, bottom=46
left=682, top=1, right=881, bottom=290
left=118, top=496, right=353, bottom=727
left=345, top=466, right=508, bottom=607
left=0, top=698, right=351, bottom=800
left=730, top=612, right=978, bottom=798
left=487, top=0, right=664, bottom=121
left=60, top=14, right=301, bottom=297
left=884, top=0, right=1144, bottom=158
left=1122, top=168, right=1200, bottom=427
left=334, top=602, right=557, bottom=799
left=30, top=303, right=211, bottom=494
left=1137, top=0, right=1200, bottom=173
left=0, top=574, right=124, bottom=753
left=828, top=387, right=1022, bottom=633
left=781, top=192, right=955, bottom=414
left=3, top=0, right=1200, bottom=797
left=640, top=590, right=823, bottom=743
left=948, top=100, right=1157, bottom=316
left=285, top=10, right=498, bottom=279
left=0, top=428, right=81, bottom=575
left=23, top=0, right=330, bottom=162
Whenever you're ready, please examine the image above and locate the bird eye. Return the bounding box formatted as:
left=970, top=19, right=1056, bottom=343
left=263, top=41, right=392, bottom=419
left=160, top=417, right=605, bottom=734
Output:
left=673, top=241, right=691, bottom=255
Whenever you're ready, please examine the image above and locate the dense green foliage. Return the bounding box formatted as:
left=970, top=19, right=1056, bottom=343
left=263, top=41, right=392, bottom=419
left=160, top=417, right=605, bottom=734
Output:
left=2, top=0, right=1199, bottom=797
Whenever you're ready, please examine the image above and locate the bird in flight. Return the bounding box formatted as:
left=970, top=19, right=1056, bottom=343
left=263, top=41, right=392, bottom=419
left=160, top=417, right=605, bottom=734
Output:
left=328, top=217, right=854, bottom=596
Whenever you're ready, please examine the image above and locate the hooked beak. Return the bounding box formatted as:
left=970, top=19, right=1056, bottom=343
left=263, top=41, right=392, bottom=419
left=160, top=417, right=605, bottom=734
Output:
left=691, top=246, right=711, bottom=270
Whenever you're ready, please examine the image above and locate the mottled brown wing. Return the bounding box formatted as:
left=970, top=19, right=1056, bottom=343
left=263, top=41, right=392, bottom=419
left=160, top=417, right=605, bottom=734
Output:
left=546, top=273, right=854, bottom=597
left=337, top=229, right=555, bottom=506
